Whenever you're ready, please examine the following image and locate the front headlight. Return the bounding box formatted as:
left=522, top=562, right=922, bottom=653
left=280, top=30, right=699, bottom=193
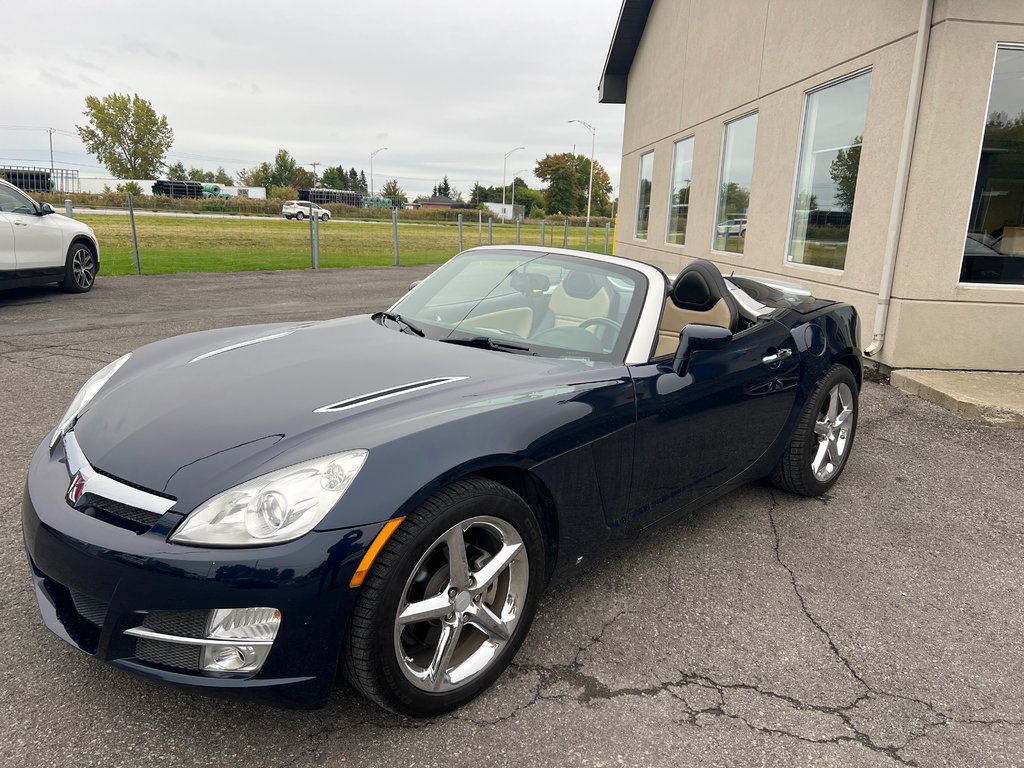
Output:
left=170, top=450, right=368, bottom=547
left=50, top=353, right=132, bottom=449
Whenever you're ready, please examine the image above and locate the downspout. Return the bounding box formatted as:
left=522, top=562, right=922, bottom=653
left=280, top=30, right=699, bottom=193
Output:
left=864, top=0, right=933, bottom=357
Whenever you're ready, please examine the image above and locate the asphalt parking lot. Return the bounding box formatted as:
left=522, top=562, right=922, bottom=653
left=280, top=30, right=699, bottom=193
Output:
left=2, top=269, right=1022, bottom=768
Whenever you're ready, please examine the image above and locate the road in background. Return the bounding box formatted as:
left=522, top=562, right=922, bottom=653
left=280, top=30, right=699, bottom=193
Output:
left=1, top=270, right=1022, bottom=767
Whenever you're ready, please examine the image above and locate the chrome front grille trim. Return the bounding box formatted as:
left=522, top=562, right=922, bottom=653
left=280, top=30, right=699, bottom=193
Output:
left=124, top=626, right=273, bottom=647
left=313, top=377, right=468, bottom=414
left=63, top=432, right=176, bottom=515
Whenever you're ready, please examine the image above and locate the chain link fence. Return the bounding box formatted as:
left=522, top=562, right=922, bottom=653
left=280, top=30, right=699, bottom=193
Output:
left=57, top=196, right=616, bottom=277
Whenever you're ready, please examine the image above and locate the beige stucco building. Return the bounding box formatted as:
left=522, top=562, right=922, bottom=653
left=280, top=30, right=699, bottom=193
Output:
left=601, top=0, right=1024, bottom=372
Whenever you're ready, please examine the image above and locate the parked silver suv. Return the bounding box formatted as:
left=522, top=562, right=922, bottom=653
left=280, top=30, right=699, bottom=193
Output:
left=0, top=179, right=100, bottom=293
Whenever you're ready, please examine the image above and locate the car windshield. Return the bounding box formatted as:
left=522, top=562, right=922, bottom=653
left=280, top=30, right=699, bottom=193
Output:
left=388, top=249, right=647, bottom=362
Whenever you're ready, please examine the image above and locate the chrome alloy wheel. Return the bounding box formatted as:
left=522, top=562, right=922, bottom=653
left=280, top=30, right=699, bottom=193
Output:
left=394, top=515, right=529, bottom=693
left=71, top=246, right=96, bottom=290
left=811, top=382, right=854, bottom=482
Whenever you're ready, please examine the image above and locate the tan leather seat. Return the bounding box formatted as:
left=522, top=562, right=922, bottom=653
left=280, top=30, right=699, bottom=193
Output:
left=654, top=260, right=739, bottom=358
left=655, top=299, right=732, bottom=357
left=547, top=271, right=613, bottom=328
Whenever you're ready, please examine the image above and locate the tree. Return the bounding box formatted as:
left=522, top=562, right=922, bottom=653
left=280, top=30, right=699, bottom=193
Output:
left=166, top=162, right=233, bottom=185
left=115, top=181, right=144, bottom=196
left=76, top=93, right=174, bottom=178
left=348, top=168, right=368, bottom=192
left=321, top=166, right=346, bottom=189
left=534, top=153, right=612, bottom=216
left=238, top=150, right=311, bottom=189
left=166, top=161, right=188, bottom=180
left=432, top=175, right=452, bottom=198
left=718, top=182, right=750, bottom=217
left=380, top=178, right=407, bottom=204
left=238, top=162, right=272, bottom=187
left=213, top=166, right=233, bottom=186
left=829, top=136, right=863, bottom=211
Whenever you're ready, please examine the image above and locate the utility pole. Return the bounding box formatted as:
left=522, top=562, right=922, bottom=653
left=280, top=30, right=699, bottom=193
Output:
left=308, top=162, right=320, bottom=187
left=48, top=128, right=55, bottom=187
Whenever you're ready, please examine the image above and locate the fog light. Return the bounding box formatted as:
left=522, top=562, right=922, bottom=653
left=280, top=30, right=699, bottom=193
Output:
left=209, top=646, right=247, bottom=670
left=199, top=607, right=281, bottom=674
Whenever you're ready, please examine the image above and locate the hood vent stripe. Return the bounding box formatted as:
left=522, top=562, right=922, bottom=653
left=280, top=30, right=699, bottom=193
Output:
left=314, top=377, right=467, bottom=414
left=187, top=323, right=318, bottom=364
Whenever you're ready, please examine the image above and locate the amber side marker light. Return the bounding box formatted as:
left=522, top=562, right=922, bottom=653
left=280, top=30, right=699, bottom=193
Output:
left=350, top=517, right=406, bottom=587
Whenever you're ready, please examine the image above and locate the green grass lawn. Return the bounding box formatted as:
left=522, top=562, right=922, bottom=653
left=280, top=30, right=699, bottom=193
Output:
left=80, top=214, right=615, bottom=276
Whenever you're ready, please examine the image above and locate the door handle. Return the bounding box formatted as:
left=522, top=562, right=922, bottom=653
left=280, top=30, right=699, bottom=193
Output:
left=13, top=220, right=27, bottom=226
left=762, top=348, right=793, bottom=365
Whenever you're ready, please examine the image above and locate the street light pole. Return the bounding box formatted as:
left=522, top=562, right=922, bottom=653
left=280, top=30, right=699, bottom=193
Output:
left=568, top=119, right=596, bottom=233
left=502, top=146, right=525, bottom=223
left=370, top=147, right=388, bottom=196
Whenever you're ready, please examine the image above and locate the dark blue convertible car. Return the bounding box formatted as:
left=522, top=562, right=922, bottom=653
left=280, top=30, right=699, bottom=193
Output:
left=22, top=246, right=860, bottom=716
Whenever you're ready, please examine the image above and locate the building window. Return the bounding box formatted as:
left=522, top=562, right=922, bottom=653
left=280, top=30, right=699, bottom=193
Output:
left=787, top=71, right=872, bottom=270
left=963, top=46, right=1024, bottom=285
left=635, top=151, right=654, bottom=240
left=666, top=137, right=693, bottom=245
left=714, top=113, right=758, bottom=253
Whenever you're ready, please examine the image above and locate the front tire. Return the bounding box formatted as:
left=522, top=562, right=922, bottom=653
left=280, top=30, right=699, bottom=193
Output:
left=320, top=213, right=329, bottom=222
left=344, top=477, right=544, bottom=716
left=769, top=364, right=858, bottom=496
left=59, top=242, right=97, bottom=293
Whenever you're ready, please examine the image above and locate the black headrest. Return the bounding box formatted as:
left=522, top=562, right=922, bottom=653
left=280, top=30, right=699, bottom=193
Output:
left=561, top=270, right=602, bottom=299
left=510, top=271, right=550, bottom=294
left=670, top=259, right=740, bottom=330
left=672, top=271, right=714, bottom=310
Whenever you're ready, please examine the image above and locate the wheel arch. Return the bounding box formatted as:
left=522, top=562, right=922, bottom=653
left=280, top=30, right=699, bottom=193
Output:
left=68, top=234, right=100, bottom=270
left=389, top=459, right=560, bottom=585
left=473, top=466, right=559, bottom=583
left=835, top=352, right=862, bottom=390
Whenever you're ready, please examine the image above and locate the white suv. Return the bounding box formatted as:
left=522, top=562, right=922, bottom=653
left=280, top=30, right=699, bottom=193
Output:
left=0, top=179, right=100, bottom=293
left=282, top=200, right=330, bottom=221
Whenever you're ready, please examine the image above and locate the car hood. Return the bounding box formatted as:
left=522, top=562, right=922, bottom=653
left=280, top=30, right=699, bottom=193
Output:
left=51, top=212, right=95, bottom=239
left=72, top=316, right=607, bottom=509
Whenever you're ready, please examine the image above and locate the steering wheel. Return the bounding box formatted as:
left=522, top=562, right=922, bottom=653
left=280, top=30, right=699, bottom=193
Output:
left=579, top=317, right=622, bottom=333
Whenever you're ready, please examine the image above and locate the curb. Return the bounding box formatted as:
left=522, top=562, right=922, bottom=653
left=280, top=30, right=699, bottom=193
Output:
left=890, top=370, right=1024, bottom=429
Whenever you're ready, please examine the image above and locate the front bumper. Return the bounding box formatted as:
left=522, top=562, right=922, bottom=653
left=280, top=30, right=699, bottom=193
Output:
left=21, top=434, right=385, bottom=708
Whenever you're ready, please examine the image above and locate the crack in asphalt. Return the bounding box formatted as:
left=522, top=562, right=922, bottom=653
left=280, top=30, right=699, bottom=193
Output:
left=765, top=489, right=869, bottom=691
left=277, top=490, right=1023, bottom=764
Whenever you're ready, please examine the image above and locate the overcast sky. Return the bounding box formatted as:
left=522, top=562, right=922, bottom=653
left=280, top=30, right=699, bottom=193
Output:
left=0, top=1, right=626, bottom=197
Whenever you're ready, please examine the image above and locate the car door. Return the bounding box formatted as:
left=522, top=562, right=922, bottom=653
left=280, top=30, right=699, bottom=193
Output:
left=621, top=319, right=800, bottom=532
left=0, top=185, right=63, bottom=269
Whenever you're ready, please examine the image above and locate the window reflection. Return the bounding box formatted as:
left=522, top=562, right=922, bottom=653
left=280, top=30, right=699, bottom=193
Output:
left=788, top=71, right=872, bottom=270
left=714, top=113, right=758, bottom=253
left=963, top=46, right=1024, bottom=285
left=635, top=151, right=654, bottom=240
left=666, top=137, right=693, bottom=245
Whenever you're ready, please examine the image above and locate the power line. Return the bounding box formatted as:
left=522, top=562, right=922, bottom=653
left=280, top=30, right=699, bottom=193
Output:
left=0, top=125, right=77, bottom=137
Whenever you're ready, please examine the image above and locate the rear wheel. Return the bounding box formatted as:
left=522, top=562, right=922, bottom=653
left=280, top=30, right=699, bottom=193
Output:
left=344, top=477, right=544, bottom=716
left=769, top=364, right=858, bottom=496
left=59, top=242, right=97, bottom=293
left=296, top=211, right=305, bottom=220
